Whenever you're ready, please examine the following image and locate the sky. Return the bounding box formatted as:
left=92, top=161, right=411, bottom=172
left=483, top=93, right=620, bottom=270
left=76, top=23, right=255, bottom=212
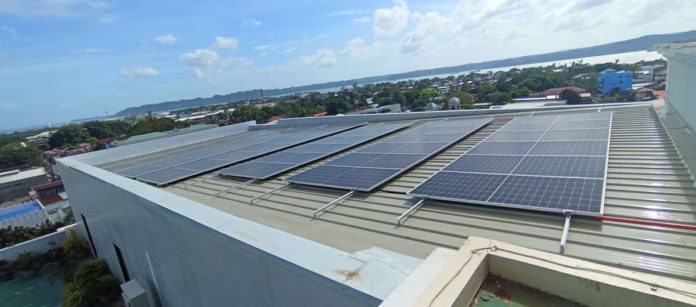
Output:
left=0, top=0, right=694, bottom=131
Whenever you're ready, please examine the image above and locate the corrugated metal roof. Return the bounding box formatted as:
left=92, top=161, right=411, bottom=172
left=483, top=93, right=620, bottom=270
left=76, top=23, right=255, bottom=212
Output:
left=153, top=105, right=695, bottom=282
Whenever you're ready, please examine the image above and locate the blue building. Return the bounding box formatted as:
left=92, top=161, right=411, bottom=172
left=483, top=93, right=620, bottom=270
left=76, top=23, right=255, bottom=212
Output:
left=598, top=69, right=633, bottom=94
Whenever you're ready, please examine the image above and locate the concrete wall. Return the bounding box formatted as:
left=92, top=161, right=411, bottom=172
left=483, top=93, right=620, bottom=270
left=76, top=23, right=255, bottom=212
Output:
left=56, top=159, right=415, bottom=307
left=0, top=175, right=48, bottom=203
left=656, top=42, right=696, bottom=178
left=0, top=224, right=72, bottom=261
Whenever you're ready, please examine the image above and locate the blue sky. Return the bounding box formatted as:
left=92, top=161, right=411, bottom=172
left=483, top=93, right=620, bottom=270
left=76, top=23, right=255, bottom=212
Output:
left=0, top=0, right=694, bottom=131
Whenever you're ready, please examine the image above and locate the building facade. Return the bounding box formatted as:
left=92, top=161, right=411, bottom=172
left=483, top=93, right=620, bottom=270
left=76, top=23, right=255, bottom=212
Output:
left=598, top=69, right=633, bottom=93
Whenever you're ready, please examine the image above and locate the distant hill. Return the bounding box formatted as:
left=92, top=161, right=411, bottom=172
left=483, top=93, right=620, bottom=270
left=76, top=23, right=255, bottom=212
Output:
left=115, top=30, right=696, bottom=116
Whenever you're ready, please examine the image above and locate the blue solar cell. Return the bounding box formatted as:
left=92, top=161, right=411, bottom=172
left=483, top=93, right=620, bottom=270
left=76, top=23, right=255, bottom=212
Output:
left=116, top=164, right=165, bottom=178
left=550, top=119, right=610, bottom=130
left=488, top=176, right=603, bottom=213
left=445, top=155, right=523, bottom=174
left=357, top=142, right=406, bottom=153
left=323, top=167, right=399, bottom=191
left=529, top=141, right=607, bottom=156
left=287, top=165, right=353, bottom=185
left=468, top=142, right=535, bottom=155
left=137, top=167, right=200, bottom=185
left=499, top=122, right=552, bottom=131
left=485, top=131, right=545, bottom=142
left=391, top=143, right=448, bottom=154
left=410, top=172, right=506, bottom=201
left=326, top=153, right=382, bottom=167
left=361, top=154, right=427, bottom=169
left=513, top=156, right=605, bottom=178
left=541, top=129, right=609, bottom=141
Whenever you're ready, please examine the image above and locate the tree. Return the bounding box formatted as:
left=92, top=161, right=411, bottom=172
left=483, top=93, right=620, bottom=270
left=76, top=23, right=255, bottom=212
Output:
left=83, top=121, right=130, bottom=139
left=326, top=97, right=351, bottom=115
left=559, top=89, right=582, bottom=104
left=0, top=142, right=42, bottom=169
left=448, top=91, right=475, bottom=105
left=414, top=87, right=439, bottom=109
left=510, top=87, right=530, bottom=98
left=231, top=105, right=268, bottom=123
left=49, top=125, right=89, bottom=149
left=488, top=91, right=512, bottom=105
left=127, top=117, right=185, bottom=136
left=391, top=89, right=406, bottom=107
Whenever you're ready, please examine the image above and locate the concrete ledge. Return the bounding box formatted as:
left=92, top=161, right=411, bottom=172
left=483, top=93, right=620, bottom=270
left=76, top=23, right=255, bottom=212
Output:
left=0, top=224, right=75, bottom=261
left=382, top=236, right=696, bottom=307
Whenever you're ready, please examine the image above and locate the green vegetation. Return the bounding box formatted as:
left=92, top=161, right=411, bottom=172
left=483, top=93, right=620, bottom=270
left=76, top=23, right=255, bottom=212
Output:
left=48, top=125, right=89, bottom=149
left=82, top=121, right=130, bottom=139
left=126, top=116, right=188, bottom=137
left=0, top=218, right=72, bottom=249
left=0, top=142, right=42, bottom=170
left=62, top=259, right=120, bottom=307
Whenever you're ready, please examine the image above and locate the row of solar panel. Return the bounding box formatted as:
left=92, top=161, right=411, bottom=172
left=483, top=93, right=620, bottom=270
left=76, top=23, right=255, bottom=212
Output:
left=219, top=122, right=412, bottom=179
left=410, top=172, right=603, bottom=214
left=409, top=112, right=613, bottom=215
left=286, top=117, right=493, bottom=191
left=108, top=124, right=359, bottom=185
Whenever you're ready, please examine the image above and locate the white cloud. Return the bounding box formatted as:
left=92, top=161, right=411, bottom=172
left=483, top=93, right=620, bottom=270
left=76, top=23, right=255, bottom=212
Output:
left=0, top=0, right=108, bottom=17
left=300, top=49, right=337, bottom=68
left=154, top=34, right=177, bottom=44
left=242, top=18, right=262, bottom=28
left=253, top=44, right=275, bottom=51
left=211, top=36, right=238, bottom=50
left=372, top=0, right=409, bottom=36
left=120, top=66, right=159, bottom=79
left=352, top=16, right=371, bottom=25
left=180, top=49, right=253, bottom=78
left=342, top=38, right=378, bottom=60
left=1, top=25, right=17, bottom=36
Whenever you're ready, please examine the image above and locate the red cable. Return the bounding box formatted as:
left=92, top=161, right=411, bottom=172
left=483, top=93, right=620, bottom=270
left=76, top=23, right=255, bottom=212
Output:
left=596, top=216, right=696, bottom=231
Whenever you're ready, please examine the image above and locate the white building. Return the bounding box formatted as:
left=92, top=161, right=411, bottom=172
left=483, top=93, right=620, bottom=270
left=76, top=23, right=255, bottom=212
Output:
left=54, top=41, right=696, bottom=306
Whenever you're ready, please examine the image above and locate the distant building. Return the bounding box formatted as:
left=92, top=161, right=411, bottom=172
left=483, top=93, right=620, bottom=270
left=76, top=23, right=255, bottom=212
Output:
left=0, top=168, right=48, bottom=204
left=598, top=69, right=633, bottom=94
left=424, top=102, right=440, bottom=111
left=448, top=97, right=461, bottom=110
left=537, top=87, right=591, bottom=99
left=31, top=180, right=72, bottom=224
left=636, top=64, right=665, bottom=82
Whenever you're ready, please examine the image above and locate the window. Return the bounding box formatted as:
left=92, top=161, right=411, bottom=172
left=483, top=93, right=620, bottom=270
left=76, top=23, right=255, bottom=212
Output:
left=114, top=244, right=131, bottom=281
left=81, top=214, right=98, bottom=256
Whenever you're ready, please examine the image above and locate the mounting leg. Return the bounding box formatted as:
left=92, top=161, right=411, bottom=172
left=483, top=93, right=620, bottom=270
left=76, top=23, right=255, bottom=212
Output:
left=312, top=190, right=354, bottom=218
left=215, top=179, right=256, bottom=197
left=560, top=212, right=573, bottom=251
left=249, top=182, right=290, bottom=204
left=184, top=174, right=217, bottom=190
left=397, top=198, right=425, bottom=225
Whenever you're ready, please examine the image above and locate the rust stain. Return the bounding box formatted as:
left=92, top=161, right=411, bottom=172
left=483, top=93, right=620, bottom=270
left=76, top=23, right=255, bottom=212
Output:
left=336, top=268, right=361, bottom=281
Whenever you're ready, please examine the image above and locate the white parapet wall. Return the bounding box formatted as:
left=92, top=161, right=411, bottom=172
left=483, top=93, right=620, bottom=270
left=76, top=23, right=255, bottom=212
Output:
left=382, top=237, right=696, bottom=307
left=656, top=42, right=696, bottom=177
left=0, top=224, right=74, bottom=261
left=57, top=156, right=421, bottom=307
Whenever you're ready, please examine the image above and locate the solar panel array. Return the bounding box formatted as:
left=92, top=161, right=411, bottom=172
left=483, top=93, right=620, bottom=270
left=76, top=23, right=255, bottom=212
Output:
left=409, top=112, right=613, bottom=216
left=108, top=124, right=358, bottom=185
left=219, top=122, right=411, bottom=180
left=287, top=117, right=492, bottom=192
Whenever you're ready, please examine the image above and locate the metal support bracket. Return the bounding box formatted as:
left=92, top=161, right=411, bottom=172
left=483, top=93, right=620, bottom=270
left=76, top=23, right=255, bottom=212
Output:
left=397, top=198, right=425, bottom=225
left=184, top=174, right=218, bottom=190
left=560, top=211, right=573, bottom=251
left=312, top=190, right=355, bottom=218
left=249, top=182, right=290, bottom=204
left=215, top=179, right=256, bottom=197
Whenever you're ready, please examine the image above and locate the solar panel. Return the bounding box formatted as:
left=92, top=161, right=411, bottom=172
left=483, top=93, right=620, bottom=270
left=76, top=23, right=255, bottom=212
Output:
left=409, top=111, right=613, bottom=216
left=219, top=122, right=411, bottom=180
left=129, top=124, right=360, bottom=185
left=288, top=117, right=493, bottom=191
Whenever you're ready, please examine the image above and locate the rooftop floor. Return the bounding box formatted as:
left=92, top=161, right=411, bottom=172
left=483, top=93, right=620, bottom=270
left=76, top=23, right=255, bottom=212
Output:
left=125, top=104, right=694, bottom=282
